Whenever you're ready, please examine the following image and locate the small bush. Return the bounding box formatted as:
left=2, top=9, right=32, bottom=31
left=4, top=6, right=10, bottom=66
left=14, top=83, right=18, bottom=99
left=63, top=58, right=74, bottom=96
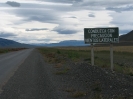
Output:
left=94, top=56, right=98, bottom=59
left=84, top=58, right=91, bottom=61
left=128, top=72, right=133, bottom=76
left=57, top=50, right=61, bottom=54
left=67, top=52, right=79, bottom=59
left=55, top=67, right=70, bottom=75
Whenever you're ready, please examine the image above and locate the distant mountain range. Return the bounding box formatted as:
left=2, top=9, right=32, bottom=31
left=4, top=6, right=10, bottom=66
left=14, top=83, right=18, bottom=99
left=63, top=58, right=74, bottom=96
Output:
left=36, top=30, right=133, bottom=47
left=34, top=40, right=86, bottom=47
left=0, top=38, right=34, bottom=48
left=0, top=30, right=133, bottom=48
left=0, top=38, right=86, bottom=48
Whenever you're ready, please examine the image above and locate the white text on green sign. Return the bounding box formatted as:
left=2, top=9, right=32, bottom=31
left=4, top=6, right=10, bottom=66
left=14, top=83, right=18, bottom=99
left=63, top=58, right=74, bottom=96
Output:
left=84, top=27, right=119, bottom=44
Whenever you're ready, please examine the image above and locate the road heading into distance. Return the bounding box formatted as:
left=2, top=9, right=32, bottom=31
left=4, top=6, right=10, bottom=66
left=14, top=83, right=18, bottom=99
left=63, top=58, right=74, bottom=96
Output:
left=0, top=49, right=34, bottom=91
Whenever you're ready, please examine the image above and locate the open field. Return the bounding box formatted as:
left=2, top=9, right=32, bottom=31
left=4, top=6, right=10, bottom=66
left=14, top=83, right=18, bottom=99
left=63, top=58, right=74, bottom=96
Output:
left=38, top=46, right=133, bottom=98
left=58, top=46, right=133, bottom=53
left=39, top=46, right=133, bottom=76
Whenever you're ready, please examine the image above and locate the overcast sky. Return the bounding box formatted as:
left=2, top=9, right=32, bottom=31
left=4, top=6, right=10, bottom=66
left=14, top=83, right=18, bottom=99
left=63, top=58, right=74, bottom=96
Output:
left=0, top=0, right=133, bottom=44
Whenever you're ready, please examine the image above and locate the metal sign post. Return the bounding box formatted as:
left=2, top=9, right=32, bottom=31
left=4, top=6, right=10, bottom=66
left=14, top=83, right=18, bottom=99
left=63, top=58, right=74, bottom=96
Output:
left=110, top=43, right=113, bottom=71
left=91, top=44, right=94, bottom=66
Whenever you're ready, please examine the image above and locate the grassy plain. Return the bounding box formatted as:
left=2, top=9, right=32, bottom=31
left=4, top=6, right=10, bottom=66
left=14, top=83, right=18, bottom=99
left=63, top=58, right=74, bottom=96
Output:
left=39, top=46, right=133, bottom=76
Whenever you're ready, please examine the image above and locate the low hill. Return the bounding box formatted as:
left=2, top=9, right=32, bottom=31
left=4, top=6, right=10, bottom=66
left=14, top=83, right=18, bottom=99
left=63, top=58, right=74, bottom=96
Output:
left=114, top=30, right=133, bottom=46
left=96, top=30, right=133, bottom=46
left=0, top=38, right=34, bottom=48
left=120, top=30, right=133, bottom=41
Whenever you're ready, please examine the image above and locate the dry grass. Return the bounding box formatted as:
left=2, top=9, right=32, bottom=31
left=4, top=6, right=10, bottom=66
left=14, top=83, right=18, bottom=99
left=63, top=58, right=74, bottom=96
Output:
left=58, top=46, right=133, bottom=53
left=114, top=46, right=133, bottom=53
left=55, top=67, right=70, bottom=75
left=63, top=87, right=86, bottom=98
left=95, top=46, right=133, bottom=53
left=38, top=46, right=133, bottom=76
left=63, top=88, right=86, bottom=98
left=0, top=48, right=26, bottom=54
left=54, top=63, right=62, bottom=68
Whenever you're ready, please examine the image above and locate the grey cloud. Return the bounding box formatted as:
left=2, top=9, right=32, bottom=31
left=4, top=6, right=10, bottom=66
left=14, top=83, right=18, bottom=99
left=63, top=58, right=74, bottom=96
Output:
left=37, top=38, right=52, bottom=42
left=25, top=28, right=48, bottom=31
left=38, top=0, right=83, bottom=4
left=53, top=27, right=78, bottom=34
left=106, top=6, right=133, bottom=12
left=0, top=32, right=16, bottom=37
left=88, top=14, right=95, bottom=17
left=5, top=2, right=81, bottom=25
left=64, top=16, right=77, bottom=19
left=6, top=1, right=20, bottom=7
left=69, top=16, right=77, bottom=18
left=19, top=3, right=78, bottom=12
left=73, top=0, right=133, bottom=11
left=54, top=29, right=77, bottom=34
left=26, top=15, right=58, bottom=23
left=79, top=1, right=133, bottom=7
left=11, top=9, right=61, bottom=24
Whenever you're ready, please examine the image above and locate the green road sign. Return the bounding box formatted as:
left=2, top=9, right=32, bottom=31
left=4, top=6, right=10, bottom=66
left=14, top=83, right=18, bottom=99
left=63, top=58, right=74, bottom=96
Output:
left=84, top=27, right=119, bottom=44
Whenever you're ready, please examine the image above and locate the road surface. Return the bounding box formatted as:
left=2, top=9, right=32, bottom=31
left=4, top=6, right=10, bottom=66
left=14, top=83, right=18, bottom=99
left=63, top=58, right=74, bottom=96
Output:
left=0, top=49, right=133, bottom=99
left=0, top=49, right=62, bottom=99
left=0, top=49, right=33, bottom=90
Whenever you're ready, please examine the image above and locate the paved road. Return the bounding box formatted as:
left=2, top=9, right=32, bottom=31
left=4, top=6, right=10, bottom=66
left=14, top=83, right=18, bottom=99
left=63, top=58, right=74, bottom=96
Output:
left=0, top=49, right=34, bottom=90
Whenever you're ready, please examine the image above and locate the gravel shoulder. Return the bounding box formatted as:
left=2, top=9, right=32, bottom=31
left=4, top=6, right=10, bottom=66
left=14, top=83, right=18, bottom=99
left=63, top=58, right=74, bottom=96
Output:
left=0, top=49, right=133, bottom=99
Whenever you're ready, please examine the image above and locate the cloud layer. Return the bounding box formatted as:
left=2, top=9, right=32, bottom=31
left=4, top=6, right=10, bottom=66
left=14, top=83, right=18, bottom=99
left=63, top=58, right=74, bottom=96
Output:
left=0, top=31, right=16, bottom=37
left=0, top=0, right=133, bottom=44
left=25, top=28, right=48, bottom=31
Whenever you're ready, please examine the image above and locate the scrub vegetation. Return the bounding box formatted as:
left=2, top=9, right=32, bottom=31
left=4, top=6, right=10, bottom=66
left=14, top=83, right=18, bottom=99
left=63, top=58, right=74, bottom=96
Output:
left=38, top=46, right=133, bottom=99
left=0, top=48, right=26, bottom=54
left=39, top=46, right=133, bottom=76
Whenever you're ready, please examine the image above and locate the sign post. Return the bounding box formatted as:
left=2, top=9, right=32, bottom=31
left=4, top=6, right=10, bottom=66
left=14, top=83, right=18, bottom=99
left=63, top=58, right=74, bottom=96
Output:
left=84, top=27, right=119, bottom=70
left=91, top=44, right=94, bottom=66
left=110, top=43, right=113, bottom=71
